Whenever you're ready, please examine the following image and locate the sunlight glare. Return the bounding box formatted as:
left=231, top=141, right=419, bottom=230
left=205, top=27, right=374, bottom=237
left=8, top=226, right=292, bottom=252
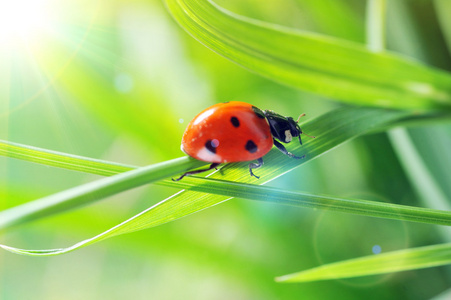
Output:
left=0, top=0, right=53, bottom=44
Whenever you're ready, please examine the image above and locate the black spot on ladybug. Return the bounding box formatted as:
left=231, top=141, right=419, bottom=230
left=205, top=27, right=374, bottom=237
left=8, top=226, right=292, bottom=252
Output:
left=205, top=140, right=217, bottom=154
left=245, top=140, right=258, bottom=153
left=222, top=101, right=230, bottom=104
left=252, top=106, right=265, bottom=119
left=230, top=116, right=240, bottom=128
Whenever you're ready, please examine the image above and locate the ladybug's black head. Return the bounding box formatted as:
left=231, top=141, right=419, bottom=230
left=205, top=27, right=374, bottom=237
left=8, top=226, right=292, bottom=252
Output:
left=288, top=116, right=303, bottom=142
left=264, top=110, right=304, bottom=145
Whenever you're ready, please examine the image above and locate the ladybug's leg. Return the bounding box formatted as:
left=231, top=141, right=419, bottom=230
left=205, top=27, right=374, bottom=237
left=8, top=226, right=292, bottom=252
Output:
left=172, top=163, right=220, bottom=181
left=273, top=139, right=305, bottom=159
left=249, top=157, right=264, bottom=179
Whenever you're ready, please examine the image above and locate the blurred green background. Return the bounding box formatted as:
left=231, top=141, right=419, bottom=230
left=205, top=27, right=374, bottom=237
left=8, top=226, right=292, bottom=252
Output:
left=1, top=0, right=451, bottom=299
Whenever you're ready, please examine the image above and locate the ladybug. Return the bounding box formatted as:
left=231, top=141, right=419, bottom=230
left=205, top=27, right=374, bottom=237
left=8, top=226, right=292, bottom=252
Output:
left=174, top=101, right=314, bottom=181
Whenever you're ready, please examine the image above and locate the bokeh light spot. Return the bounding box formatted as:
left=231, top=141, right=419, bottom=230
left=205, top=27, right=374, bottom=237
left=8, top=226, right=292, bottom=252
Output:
left=372, top=245, right=382, bottom=254
left=114, top=73, right=134, bottom=93
left=211, top=139, right=219, bottom=147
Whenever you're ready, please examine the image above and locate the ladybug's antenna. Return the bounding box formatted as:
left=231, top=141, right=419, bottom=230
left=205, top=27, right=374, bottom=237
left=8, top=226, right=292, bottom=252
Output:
left=296, top=113, right=306, bottom=123
left=302, top=132, right=316, bottom=139
left=296, top=113, right=316, bottom=139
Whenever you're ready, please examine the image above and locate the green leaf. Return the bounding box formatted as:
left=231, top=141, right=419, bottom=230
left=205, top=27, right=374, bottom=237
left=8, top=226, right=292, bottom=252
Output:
left=275, top=243, right=451, bottom=282
left=436, top=0, right=451, bottom=57
left=295, top=1, right=365, bottom=42
left=0, top=107, right=419, bottom=256
left=161, top=176, right=451, bottom=226
left=0, top=156, right=204, bottom=229
left=164, top=0, right=451, bottom=110
left=0, top=140, right=134, bottom=177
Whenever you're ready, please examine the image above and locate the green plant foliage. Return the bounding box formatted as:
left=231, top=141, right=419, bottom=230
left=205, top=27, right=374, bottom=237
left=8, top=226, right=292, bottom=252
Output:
left=165, top=0, right=451, bottom=110
left=0, top=140, right=134, bottom=176
left=1, top=0, right=451, bottom=298
left=0, top=156, right=203, bottom=230
left=276, top=243, right=451, bottom=282
left=0, top=107, right=412, bottom=255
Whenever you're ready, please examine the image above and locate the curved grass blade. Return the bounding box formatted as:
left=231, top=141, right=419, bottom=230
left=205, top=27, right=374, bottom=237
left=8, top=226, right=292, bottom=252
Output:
left=164, top=0, right=451, bottom=110
left=0, top=107, right=413, bottom=255
left=275, top=243, right=451, bottom=282
left=5, top=177, right=451, bottom=256
left=0, top=156, right=204, bottom=229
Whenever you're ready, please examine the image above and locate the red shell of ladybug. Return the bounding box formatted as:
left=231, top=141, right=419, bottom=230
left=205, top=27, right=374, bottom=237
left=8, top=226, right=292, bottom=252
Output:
left=181, top=101, right=273, bottom=163
left=175, top=101, right=310, bottom=180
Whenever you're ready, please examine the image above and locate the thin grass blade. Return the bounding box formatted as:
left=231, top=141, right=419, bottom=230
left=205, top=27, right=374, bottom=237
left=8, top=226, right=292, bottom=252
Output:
left=4, top=139, right=451, bottom=228
left=0, top=107, right=413, bottom=255
left=275, top=243, right=451, bottom=282
left=0, top=140, right=134, bottom=176
left=0, top=156, right=204, bottom=229
left=161, top=177, right=451, bottom=226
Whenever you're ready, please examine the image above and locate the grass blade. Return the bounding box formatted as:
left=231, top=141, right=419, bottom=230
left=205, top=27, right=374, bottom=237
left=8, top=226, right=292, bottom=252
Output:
left=0, top=107, right=415, bottom=255
left=161, top=177, right=451, bottom=226
left=0, top=156, right=204, bottom=229
left=2, top=141, right=451, bottom=227
left=165, top=0, right=451, bottom=109
left=5, top=176, right=451, bottom=256
left=1, top=111, right=449, bottom=178
left=271, top=0, right=451, bottom=284
left=0, top=140, right=134, bottom=176
left=275, top=243, right=451, bottom=282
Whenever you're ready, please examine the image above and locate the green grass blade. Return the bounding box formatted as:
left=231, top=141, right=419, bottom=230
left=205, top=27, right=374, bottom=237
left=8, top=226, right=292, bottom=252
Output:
left=161, top=177, right=451, bottom=226
left=0, top=140, right=135, bottom=176
left=2, top=138, right=451, bottom=227
left=1, top=111, right=449, bottom=177
left=165, top=0, right=451, bottom=110
left=1, top=107, right=410, bottom=184
left=0, top=107, right=414, bottom=256
left=436, top=0, right=451, bottom=57
left=273, top=0, right=451, bottom=284
left=0, top=156, right=204, bottom=229
left=367, top=111, right=451, bottom=133
left=275, top=243, right=451, bottom=282
left=5, top=176, right=451, bottom=256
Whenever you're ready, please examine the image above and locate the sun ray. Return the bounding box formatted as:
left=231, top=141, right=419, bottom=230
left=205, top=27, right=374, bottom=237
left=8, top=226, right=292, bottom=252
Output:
left=0, top=0, right=99, bottom=118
